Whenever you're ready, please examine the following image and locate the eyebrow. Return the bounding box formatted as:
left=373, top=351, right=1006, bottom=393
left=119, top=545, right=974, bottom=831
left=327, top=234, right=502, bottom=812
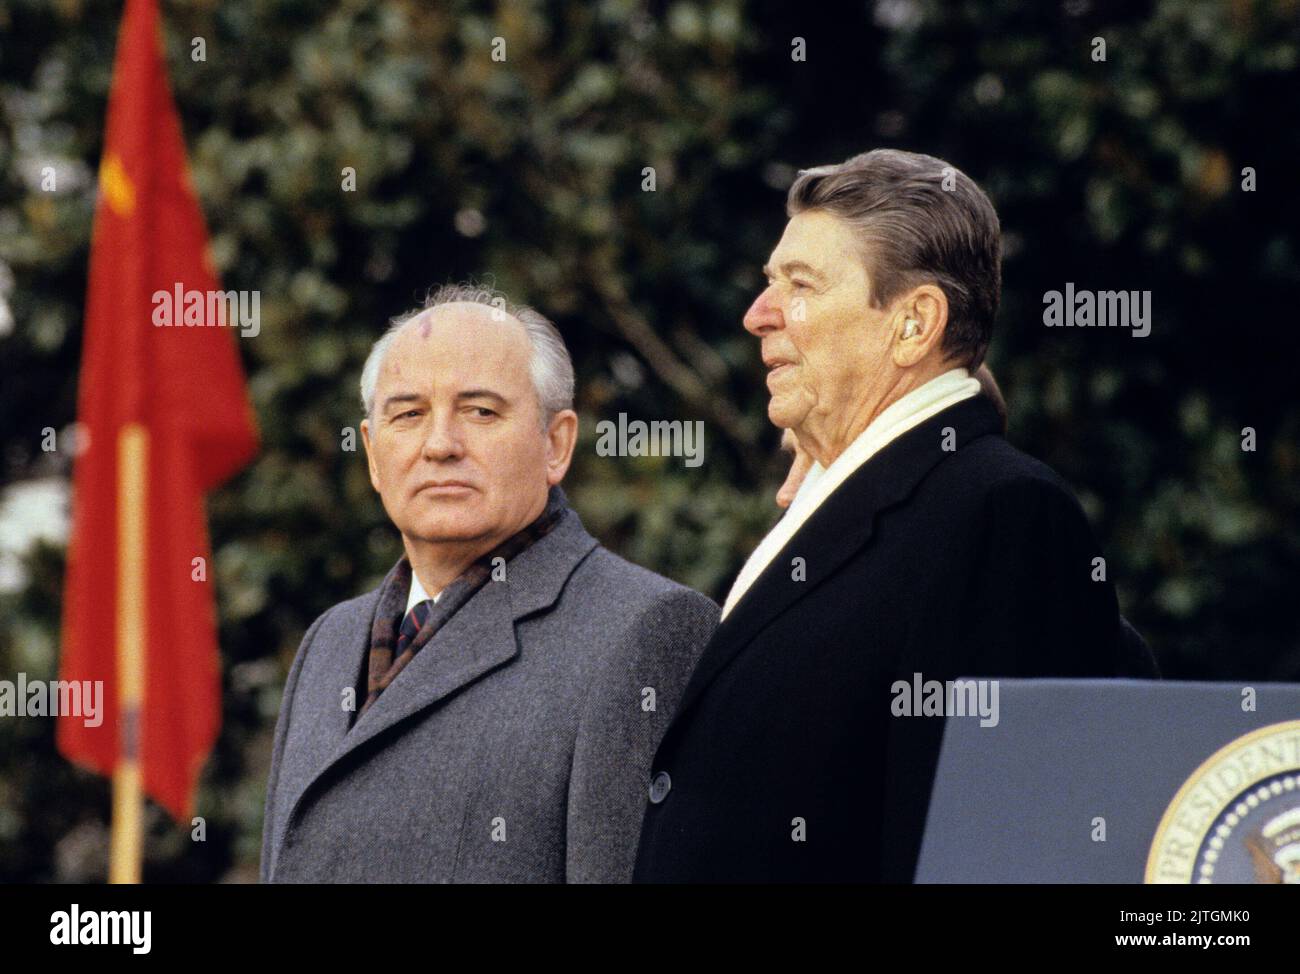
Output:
left=456, top=389, right=509, bottom=407
left=380, top=392, right=426, bottom=414
left=382, top=389, right=510, bottom=413
left=762, top=260, right=828, bottom=282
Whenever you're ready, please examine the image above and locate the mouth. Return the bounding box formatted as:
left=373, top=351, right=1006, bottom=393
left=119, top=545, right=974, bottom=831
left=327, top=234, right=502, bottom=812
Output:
left=415, top=481, right=476, bottom=498
left=764, top=359, right=795, bottom=384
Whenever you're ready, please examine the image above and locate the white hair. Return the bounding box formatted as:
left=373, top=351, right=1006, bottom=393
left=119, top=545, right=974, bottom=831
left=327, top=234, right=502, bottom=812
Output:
left=359, top=283, right=574, bottom=427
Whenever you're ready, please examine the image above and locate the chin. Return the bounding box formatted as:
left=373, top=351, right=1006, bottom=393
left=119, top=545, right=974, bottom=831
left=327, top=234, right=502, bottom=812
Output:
left=403, top=508, right=493, bottom=545
left=767, top=396, right=802, bottom=431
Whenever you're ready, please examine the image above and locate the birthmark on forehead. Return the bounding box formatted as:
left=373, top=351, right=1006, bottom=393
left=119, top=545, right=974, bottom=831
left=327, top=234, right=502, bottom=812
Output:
left=419, top=317, right=432, bottom=338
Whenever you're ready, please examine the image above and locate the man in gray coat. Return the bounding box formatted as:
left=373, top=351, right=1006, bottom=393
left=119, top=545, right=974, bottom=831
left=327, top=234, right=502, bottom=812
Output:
left=261, top=283, right=717, bottom=883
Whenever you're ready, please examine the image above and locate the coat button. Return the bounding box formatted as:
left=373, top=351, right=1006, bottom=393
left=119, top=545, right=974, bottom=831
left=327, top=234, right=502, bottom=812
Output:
left=648, top=771, right=672, bottom=804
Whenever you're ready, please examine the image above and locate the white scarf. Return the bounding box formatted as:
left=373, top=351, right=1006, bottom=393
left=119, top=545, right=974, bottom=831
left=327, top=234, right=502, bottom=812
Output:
left=720, top=368, right=980, bottom=620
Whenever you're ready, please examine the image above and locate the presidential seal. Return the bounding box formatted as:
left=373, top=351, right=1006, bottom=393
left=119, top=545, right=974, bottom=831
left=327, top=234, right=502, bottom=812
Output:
left=1146, top=720, right=1300, bottom=883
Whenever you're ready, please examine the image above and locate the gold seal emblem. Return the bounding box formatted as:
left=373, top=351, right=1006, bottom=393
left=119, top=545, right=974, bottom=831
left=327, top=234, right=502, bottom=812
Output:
left=1146, top=719, right=1300, bottom=883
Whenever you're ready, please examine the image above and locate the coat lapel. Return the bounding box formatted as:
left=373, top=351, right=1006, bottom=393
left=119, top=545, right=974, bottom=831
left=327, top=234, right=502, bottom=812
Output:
left=670, top=394, right=1004, bottom=724
left=279, top=509, right=599, bottom=834
left=335, top=577, right=519, bottom=759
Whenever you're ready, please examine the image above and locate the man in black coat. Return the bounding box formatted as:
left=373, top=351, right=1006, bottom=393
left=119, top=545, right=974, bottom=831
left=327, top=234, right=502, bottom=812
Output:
left=633, top=148, right=1159, bottom=883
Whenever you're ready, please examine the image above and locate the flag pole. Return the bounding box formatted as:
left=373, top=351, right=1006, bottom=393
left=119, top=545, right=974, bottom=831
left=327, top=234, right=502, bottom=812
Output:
left=109, top=422, right=147, bottom=883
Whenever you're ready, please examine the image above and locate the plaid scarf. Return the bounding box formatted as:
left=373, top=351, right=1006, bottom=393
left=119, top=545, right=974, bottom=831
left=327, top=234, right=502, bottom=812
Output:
left=353, top=485, right=568, bottom=724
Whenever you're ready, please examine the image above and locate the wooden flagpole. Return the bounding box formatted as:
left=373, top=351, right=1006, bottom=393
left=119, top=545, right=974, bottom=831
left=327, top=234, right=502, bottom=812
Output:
left=109, top=422, right=147, bottom=884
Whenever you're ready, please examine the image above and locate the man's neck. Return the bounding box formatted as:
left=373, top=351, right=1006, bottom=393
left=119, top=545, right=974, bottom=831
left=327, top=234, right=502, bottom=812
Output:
left=801, top=362, right=952, bottom=467
left=404, top=539, right=493, bottom=595
left=402, top=491, right=550, bottom=593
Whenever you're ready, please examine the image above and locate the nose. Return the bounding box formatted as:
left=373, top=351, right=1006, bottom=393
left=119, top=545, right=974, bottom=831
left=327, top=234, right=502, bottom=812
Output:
left=743, top=284, right=784, bottom=336
left=421, top=410, right=465, bottom=462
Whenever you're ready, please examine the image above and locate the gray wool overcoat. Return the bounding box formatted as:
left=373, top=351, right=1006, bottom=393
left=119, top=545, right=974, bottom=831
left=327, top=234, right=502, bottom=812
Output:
left=260, top=506, right=718, bottom=883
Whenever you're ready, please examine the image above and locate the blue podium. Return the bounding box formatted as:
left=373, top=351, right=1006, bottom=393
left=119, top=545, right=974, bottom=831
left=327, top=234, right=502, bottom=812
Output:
left=914, top=680, right=1300, bottom=883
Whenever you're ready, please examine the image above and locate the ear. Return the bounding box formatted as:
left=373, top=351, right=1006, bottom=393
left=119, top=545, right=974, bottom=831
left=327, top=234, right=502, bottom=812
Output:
left=360, top=417, right=382, bottom=493
left=544, top=409, right=579, bottom=486
left=891, top=284, right=950, bottom=368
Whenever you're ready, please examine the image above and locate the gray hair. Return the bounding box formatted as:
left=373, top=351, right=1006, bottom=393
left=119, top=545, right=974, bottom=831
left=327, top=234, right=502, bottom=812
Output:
left=786, top=148, right=1001, bottom=369
left=359, top=282, right=575, bottom=427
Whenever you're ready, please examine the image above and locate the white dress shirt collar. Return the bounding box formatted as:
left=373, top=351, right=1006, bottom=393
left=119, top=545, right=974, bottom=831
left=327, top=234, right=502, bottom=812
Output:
left=405, top=570, right=442, bottom=615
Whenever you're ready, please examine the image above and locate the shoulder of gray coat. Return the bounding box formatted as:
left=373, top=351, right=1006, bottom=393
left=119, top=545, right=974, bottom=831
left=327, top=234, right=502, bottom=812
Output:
left=570, top=545, right=719, bottom=620
left=305, top=588, right=382, bottom=647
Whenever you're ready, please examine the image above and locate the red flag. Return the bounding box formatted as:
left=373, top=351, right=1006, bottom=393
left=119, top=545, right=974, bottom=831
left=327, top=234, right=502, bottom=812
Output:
left=57, top=0, right=259, bottom=823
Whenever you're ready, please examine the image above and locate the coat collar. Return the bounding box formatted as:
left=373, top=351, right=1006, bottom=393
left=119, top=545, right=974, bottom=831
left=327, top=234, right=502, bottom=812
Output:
left=669, top=394, right=1005, bottom=724
left=280, top=504, right=599, bottom=833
